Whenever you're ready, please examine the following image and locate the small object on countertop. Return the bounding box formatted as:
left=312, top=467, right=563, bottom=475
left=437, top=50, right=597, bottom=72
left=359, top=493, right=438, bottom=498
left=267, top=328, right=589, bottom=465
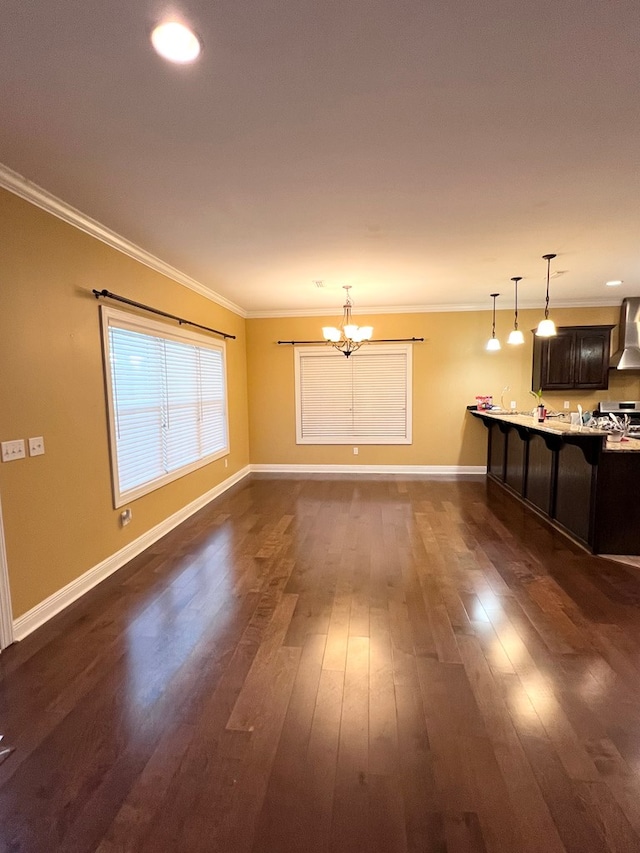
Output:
left=609, top=412, right=630, bottom=435
left=475, top=395, right=493, bottom=410
left=537, top=404, right=546, bottom=423
left=529, top=388, right=543, bottom=405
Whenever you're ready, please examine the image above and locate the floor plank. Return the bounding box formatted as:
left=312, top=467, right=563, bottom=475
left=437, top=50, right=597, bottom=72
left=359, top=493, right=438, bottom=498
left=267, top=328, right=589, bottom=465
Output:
left=3, top=474, right=640, bottom=850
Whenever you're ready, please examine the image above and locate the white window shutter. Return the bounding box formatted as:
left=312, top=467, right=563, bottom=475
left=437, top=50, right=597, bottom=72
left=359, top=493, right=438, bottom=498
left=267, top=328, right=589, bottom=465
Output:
left=108, top=328, right=166, bottom=492
left=199, top=348, right=227, bottom=457
left=163, top=338, right=201, bottom=472
left=103, top=307, right=229, bottom=507
left=352, top=352, right=408, bottom=439
left=299, top=354, right=354, bottom=441
left=295, top=345, right=412, bottom=445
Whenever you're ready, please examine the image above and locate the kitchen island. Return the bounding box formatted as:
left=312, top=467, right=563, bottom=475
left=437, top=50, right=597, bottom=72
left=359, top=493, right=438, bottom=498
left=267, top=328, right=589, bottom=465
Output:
left=470, top=409, right=640, bottom=555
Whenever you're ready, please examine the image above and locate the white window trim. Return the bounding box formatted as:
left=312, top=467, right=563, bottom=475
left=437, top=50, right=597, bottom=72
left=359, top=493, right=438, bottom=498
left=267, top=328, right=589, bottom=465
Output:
left=294, top=344, right=413, bottom=445
left=101, top=306, right=229, bottom=508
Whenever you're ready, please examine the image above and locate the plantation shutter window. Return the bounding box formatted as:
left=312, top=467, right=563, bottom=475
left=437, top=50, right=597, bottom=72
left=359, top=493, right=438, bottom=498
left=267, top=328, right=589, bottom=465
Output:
left=295, top=345, right=412, bottom=444
left=102, top=307, right=229, bottom=507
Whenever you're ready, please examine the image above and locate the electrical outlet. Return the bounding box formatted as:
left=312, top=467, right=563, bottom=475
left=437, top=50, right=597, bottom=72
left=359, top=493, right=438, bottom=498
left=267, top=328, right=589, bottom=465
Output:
left=28, top=436, right=45, bottom=456
left=120, top=508, right=132, bottom=527
left=353, top=447, right=359, bottom=455
left=224, top=458, right=228, bottom=468
left=510, top=400, right=517, bottom=410
left=1, top=439, right=26, bottom=462
left=564, top=401, right=570, bottom=409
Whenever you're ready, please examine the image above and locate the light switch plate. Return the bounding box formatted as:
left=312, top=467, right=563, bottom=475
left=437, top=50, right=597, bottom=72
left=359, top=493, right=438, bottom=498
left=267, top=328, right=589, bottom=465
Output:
left=29, top=436, right=45, bottom=456
left=1, top=440, right=26, bottom=462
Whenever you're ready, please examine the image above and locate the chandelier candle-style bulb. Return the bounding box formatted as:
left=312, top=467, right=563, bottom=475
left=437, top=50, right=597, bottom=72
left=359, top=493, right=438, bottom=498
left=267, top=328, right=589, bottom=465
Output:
left=536, top=253, right=558, bottom=337
left=322, top=286, right=373, bottom=356
left=507, top=276, right=525, bottom=345
left=486, top=293, right=501, bottom=351
left=321, top=326, right=341, bottom=342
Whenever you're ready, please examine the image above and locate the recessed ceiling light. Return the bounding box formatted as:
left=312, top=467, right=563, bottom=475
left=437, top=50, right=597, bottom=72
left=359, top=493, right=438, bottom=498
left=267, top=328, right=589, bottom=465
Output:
left=605, top=280, right=623, bottom=287
left=151, top=21, right=201, bottom=64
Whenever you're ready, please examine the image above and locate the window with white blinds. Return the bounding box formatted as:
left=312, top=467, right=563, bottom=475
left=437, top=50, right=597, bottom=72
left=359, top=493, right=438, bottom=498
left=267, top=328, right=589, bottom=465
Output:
left=101, top=306, right=229, bottom=507
left=295, top=345, right=412, bottom=444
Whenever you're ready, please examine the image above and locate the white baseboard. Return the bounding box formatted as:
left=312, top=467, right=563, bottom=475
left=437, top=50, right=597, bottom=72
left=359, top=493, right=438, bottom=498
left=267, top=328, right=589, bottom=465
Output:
left=12, top=465, right=251, bottom=641
left=0, top=495, right=14, bottom=649
left=250, top=463, right=486, bottom=476
left=11, top=461, right=484, bottom=641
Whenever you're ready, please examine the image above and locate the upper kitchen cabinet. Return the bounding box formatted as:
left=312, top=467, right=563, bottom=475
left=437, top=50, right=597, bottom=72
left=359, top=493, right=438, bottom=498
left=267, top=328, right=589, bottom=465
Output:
left=532, top=325, right=614, bottom=391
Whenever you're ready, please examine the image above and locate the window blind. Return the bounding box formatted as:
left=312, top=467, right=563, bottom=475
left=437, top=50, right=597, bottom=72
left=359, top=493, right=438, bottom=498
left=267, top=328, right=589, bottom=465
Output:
left=295, top=345, right=412, bottom=444
left=102, top=307, right=228, bottom=506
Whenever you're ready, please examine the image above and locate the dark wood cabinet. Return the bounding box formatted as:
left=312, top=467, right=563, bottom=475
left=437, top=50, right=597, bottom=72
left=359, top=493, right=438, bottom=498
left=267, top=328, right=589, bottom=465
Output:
left=532, top=325, right=613, bottom=391
left=488, top=425, right=506, bottom=480
left=505, top=429, right=526, bottom=494
left=555, top=443, right=596, bottom=545
left=472, top=409, right=640, bottom=555
left=525, top=434, right=554, bottom=515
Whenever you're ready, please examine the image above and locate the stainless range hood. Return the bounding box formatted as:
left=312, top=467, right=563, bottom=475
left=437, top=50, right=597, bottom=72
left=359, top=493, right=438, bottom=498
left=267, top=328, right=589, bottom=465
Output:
left=610, top=298, right=640, bottom=370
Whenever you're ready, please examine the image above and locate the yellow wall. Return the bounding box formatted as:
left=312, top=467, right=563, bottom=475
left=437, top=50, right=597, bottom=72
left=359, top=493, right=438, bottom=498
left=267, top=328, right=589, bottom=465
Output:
left=247, top=308, right=640, bottom=466
left=2, top=183, right=638, bottom=624
left=0, top=189, right=250, bottom=618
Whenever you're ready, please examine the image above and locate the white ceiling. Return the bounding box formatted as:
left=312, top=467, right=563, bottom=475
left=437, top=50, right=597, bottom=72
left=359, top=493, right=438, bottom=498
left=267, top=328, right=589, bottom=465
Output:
left=1, top=0, right=638, bottom=314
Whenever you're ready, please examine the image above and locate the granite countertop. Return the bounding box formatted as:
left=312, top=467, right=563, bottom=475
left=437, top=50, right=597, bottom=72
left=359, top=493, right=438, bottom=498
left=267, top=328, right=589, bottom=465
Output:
left=470, top=409, right=611, bottom=436
left=470, top=409, right=640, bottom=451
left=603, top=436, right=640, bottom=452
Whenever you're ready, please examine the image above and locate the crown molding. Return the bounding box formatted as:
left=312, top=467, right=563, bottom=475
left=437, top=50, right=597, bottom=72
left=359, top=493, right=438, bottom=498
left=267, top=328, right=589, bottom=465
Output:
left=246, top=297, right=623, bottom=319
left=246, top=304, right=484, bottom=318
left=0, top=164, right=625, bottom=320
left=0, top=162, right=247, bottom=318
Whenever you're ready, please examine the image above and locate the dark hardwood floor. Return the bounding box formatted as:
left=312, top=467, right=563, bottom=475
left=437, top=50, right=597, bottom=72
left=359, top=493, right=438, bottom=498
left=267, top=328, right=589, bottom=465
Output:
left=3, top=473, right=640, bottom=852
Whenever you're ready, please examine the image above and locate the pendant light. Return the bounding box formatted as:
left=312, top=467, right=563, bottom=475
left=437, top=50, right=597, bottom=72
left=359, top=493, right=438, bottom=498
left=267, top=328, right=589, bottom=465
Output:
left=536, top=253, right=557, bottom=337
left=486, top=293, right=501, bottom=351
left=507, top=276, right=525, bottom=345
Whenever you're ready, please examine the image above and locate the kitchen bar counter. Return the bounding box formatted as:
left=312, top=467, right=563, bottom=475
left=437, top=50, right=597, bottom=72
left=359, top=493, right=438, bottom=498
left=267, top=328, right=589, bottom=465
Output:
left=470, top=408, right=640, bottom=554
left=602, top=436, right=640, bottom=451
left=470, top=409, right=610, bottom=436
left=472, top=409, right=640, bottom=448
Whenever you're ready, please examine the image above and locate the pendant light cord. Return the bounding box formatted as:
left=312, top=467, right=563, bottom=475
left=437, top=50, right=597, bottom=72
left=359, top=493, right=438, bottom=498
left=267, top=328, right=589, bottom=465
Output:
left=490, top=292, right=499, bottom=337
left=544, top=258, right=550, bottom=319
left=542, top=254, right=556, bottom=320
left=511, top=276, right=522, bottom=329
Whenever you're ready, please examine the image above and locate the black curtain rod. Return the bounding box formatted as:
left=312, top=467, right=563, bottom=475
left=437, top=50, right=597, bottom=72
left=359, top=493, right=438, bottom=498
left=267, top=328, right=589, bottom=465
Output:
left=92, top=289, right=236, bottom=340
left=277, top=337, right=424, bottom=345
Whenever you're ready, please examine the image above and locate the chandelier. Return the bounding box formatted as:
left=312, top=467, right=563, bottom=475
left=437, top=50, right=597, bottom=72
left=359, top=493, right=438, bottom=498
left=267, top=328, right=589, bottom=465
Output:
left=322, top=286, right=373, bottom=357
